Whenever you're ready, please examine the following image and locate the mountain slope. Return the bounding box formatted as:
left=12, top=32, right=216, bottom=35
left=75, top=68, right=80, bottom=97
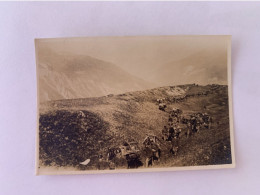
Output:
left=39, top=84, right=232, bottom=171
left=152, top=49, right=227, bottom=86
left=38, top=50, right=154, bottom=102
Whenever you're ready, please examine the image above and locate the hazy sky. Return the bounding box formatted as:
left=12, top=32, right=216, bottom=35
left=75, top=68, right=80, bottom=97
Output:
left=37, top=35, right=230, bottom=85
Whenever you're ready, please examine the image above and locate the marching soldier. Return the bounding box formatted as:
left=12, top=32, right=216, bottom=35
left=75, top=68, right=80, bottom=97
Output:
left=162, top=126, right=169, bottom=141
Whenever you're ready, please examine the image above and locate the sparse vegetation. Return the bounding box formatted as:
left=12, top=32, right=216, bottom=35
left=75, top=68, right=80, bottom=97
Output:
left=39, top=84, right=232, bottom=170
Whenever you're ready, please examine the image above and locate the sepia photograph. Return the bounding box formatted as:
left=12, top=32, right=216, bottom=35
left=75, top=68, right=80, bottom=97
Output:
left=35, top=35, right=234, bottom=175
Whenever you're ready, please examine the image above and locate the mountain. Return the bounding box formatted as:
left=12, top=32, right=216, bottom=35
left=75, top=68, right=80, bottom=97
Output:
left=151, top=49, right=228, bottom=86
left=38, top=49, right=154, bottom=102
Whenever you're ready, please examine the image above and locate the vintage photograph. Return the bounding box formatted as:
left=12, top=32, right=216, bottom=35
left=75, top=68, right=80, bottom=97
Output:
left=35, top=35, right=234, bottom=175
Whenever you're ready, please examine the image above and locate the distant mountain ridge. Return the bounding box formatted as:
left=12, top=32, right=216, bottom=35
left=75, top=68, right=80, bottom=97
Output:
left=152, top=50, right=227, bottom=86
left=38, top=50, right=154, bottom=102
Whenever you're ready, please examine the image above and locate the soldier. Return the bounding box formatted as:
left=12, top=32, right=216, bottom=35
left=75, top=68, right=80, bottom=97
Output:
left=159, top=103, right=166, bottom=111
left=143, top=136, right=152, bottom=146
left=162, top=126, right=168, bottom=141
left=174, top=125, right=182, bottom=139
left=170, top=126, right=181, bottom=156
left=195, top=119, right=201, bottom=133
left=142, top=136, right=161, bottom=167
left=190, top=115, right=197, bottom=133
left=168, top=126, right=174, bottom=141
left=106, top=148, right=118, bottom=170
left=120, top=142, right=131, bottom=156
left=143, top=146, right=154, bottom=167
left=172, top=116, right=178, bottom=123
left=152, top=142, right=161, bottom=161
left=186, top=120, right=192, bottom=138
left=170, top=137, right=179, bottom=156
left=168, top=116, right=174, bottom=127
left=177, top=109, right=183, bottom=115
left=144, top=135, right=161, bottom=146
left=109, top=161, right=116, bottom=170
left=203, top=114, right=212, bottom=129
left=177, top=114, right=182, bottom=123
left=181, top=117, right=188, bottom=124
left=157, top=98, right=163, bottom=104
left=107, top=148, right=116, bottom=161
left=143, top=141, right=161, bottom=167
left=208, top=116, right=212, bottom=129
left=97, top=154, right=106, bottom=170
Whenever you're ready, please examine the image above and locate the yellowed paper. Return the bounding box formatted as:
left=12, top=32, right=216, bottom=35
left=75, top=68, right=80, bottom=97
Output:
left=35, top=35, right=235, bottom=175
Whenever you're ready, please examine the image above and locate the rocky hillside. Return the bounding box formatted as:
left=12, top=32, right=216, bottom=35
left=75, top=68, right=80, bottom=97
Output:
left=38, top=84, right=232, bottom=170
